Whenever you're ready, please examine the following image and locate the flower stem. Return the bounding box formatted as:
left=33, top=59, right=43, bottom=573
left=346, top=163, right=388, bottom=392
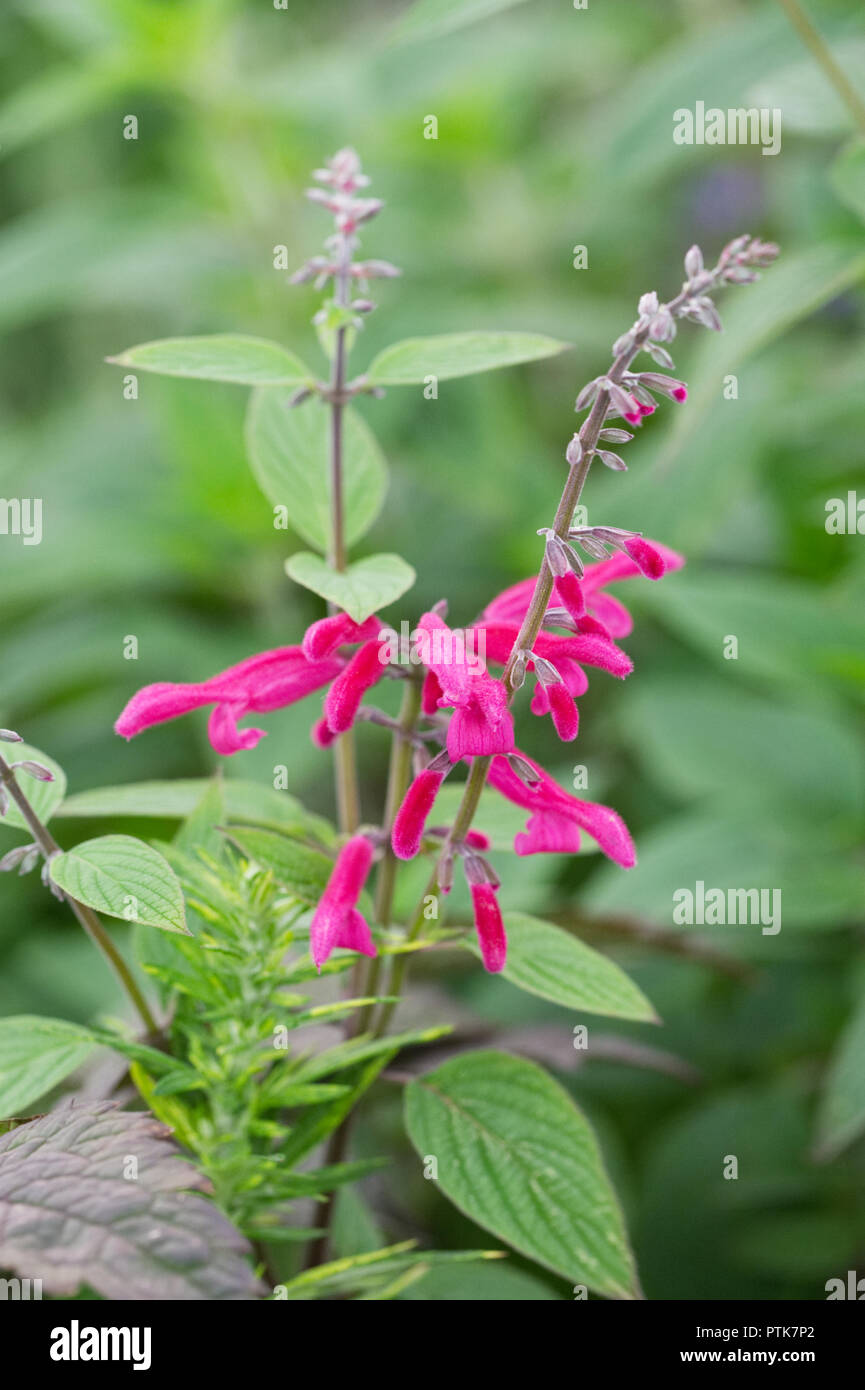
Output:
left=329, top=238, right=361, bottom=834
left=777, top=0, right=865, bottom=134
left=0, top=753, right=160, bottom=1037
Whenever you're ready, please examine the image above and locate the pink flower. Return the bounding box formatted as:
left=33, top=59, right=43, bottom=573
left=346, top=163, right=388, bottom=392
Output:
left=544, top=682, right=579, bottom=742
left=417, top=612, right=514, bottom=761
left=115, top=646, right=342, bottom=756
left=621, top=535, right=670, bottom=580
left=480, top=538, right=684, bottom=645
left=303, top=612, right=380, bottom=661
left=487, top=750, right=636, bottom=867
left=392, top=768, right=446, bottom=860
left=310, top=835, right=377, bottom=969
left=470, top=881, right=507, bottom=973
left=324, top=639, right=386, bottom=733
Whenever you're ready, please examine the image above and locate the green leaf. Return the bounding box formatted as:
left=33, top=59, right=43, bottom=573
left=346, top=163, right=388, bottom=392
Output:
left=246, top=391, right=387, bottom=551
left=107, top=334, right=314, bottom=386
left=816, top=987, right=865, bottom=1159
left=391, top=0, right=532, bottom=44
left=0, top=1103, right=262, bottom=1299
left=621, top=679, right=865, bottom=832
left=643, top=571, right=865, bottom=700
left=365, top=330, right=568, bottom=385
left=0, top=1016, right=97, bottom=1118
left=750, top=39, right=865, bottom=135
left=404, top=1050, right=639, bottom=1297
left=48, top=834, right=190, bottom=935
left=829, top=139, right=865, bottom=224
left=223, top=825, right=333, bottom=904
left=285, top=551, right=415, bottom=624
left=56, top=777, right=332, bottom=840
left=275, top=1240, right=501, bottom=1300
left=468, top=913, right=657, bottom=1021
left=0, top=742, right=66, bottom=832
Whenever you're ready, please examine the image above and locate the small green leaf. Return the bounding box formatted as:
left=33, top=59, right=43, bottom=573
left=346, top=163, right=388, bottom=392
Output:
left=277, top=1241, right=502, bottom=1301
left=107, top=334, right=314, bottom=386
left=0, top=742, right=65, bottom=832
left=49, top=834, right=190, bottom=935
left=404, top=1049, right=639, bottom=1298
left=467, top=913, right=657, bottom=1021
left=285, top=552, right=415, bottom=624
left=0, top=1016, right=97, bottom=1118
left=223, top=825, right=333, bottom=904
left=365, top=330, right=568, bottom=385
left=246, top=390, right=387, bottom=551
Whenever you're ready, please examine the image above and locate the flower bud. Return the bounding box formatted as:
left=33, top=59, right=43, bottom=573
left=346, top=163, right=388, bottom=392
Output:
left=684, top=244, right=704, bottom=279
left=565, top=434, right=583, bottom=467
left=0, top=730, right=22, bottom=743
left=13, top=760, right=54, bottom=782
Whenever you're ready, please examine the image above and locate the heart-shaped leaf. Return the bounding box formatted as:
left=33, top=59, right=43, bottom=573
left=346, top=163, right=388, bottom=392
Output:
left=107, top=334, right=313, bottom=385
left=285, top=552, right=415, bottom=624
left=0, top=742, right=65, bottom=832
left=365, top=330, right=569, bottom=385
left=246, top=391, right=387, bottom=551
left=49, top=834, right=190, bottom=935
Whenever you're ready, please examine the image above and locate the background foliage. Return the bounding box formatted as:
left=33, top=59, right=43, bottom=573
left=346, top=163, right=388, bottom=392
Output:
left=1, top=0, right=864, bottom=1299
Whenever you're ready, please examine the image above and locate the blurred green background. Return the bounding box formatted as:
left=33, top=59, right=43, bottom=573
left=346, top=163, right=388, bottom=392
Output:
left=1, top=0, right=865, bottom=1299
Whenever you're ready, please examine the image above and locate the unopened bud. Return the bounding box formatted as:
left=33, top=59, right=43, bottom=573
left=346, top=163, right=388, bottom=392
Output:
left=0, top=730, right=22, bottom=743
left=599, top=428, right=633, bottom=443
left=544, top=533, right=571, bottom=578
left=508, top=753, right=541, bottom=786
left=510, top=650, right=529, bottom=691
left=597, top=450, right=627, bottom=472
left=13, top=760, right=54, bottom=782
left=684, top=244, right=704, bottom=279
left=638, top=291, right=659, bottom=317
left=565, top=434, right=583, bottom=467
left=437, top=850, right=454, bottom=895
left=425, top=748, right=453, bottom=775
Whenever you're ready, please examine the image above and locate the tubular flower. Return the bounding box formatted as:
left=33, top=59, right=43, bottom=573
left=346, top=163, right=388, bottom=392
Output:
left=303, top=612, right=380, bottom=661
left=115, top=646, right=342, bottom=757
left=392, top=768, right=447, bottom=860
left=469, top=880, right=507, bottom=973
left=416, top=611, right=514, bottom=761
left=324, top=638, right=387, bottom=734
left=478, top=537, right=684, bottom=644
left=487, top=750, right=636, bottom=867
left=310, top=835, right=377, bottom=969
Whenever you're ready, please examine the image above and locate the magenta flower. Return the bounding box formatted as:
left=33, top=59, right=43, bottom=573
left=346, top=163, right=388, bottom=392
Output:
left=310, top=835, right=377, bottom=969
left=115, top=646, right=342, bottom=756
left=487, top=749, right=636, bottom=867
left=392, top=768, right=447, bottom=860
left=469, top=881, right=507, bottom=973
left=416, top=612, right=514, bottom=761
left=303, top=612, right=380, bottom=661
left=324, top=638, right=387, bottom=734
